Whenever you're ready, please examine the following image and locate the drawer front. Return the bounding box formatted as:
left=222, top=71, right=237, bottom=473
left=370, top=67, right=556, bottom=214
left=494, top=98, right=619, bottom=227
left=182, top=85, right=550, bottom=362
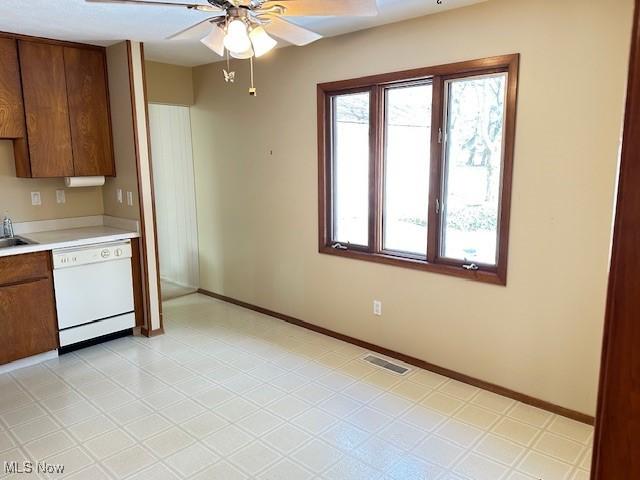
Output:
left=0, top=251, right=51, bottom=285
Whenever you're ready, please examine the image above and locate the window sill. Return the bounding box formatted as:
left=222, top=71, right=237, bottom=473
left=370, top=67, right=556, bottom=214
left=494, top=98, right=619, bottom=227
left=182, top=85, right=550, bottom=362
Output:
left=319, top=246, right=506, bottom=286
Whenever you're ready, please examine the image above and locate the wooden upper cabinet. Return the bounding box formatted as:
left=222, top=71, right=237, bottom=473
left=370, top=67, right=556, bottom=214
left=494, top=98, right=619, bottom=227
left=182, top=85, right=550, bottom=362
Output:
left=0, top=37, right=29, bottom=175
left=0, top=38, right=26, bottom=139
left=14, top=39, right=115, bottom=178
left=18, top=41, right=75, bottom=178
left=64, top=47, right=115, bottom=177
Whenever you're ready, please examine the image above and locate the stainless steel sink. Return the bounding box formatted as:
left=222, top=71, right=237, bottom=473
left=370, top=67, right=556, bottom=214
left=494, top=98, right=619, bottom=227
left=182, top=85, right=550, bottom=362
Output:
left=0, top=237, right=33, bottom=248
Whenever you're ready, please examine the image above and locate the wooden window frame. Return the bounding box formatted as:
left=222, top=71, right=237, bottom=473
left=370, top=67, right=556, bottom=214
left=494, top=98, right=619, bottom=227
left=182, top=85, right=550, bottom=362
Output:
left=317, top=54, right=519, bottom=286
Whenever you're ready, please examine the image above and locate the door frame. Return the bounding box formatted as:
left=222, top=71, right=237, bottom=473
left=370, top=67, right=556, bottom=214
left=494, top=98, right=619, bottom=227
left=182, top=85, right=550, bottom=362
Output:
left=128, top=41, right=164, bottom=337
left=591, top=0, right=640, bottom=477
left=147, top=102, right=200, bottom=294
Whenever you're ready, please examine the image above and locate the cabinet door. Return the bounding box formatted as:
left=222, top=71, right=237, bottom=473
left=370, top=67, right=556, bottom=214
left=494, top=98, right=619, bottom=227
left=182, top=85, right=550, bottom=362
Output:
left=0, top=38, right=26, bottom=139
left=18, top=41, right=74, bottom=178
left=0, top=278, right=58, bottom=365
left=64, top=47, right=115, bottom=177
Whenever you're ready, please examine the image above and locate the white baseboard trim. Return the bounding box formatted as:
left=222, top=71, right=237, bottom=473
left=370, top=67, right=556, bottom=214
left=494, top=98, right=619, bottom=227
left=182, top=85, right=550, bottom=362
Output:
left=0, top=350, right=58, bottom=375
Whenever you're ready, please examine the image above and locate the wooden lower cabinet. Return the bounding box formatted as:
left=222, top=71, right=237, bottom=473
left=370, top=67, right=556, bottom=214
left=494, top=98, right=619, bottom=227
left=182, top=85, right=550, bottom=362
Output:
left=0, top=253, right=58, bottom=365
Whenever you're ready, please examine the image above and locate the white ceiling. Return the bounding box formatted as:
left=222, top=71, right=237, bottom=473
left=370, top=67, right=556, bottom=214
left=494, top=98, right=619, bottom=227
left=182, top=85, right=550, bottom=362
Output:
left=0, top=0, right=486, bottom=66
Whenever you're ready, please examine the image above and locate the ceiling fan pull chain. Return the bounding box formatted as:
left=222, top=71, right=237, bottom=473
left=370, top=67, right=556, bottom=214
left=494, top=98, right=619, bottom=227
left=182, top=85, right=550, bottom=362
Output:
left=223, top=49, right=235, bottom=83
left=249, top=56, right=257, bottom=96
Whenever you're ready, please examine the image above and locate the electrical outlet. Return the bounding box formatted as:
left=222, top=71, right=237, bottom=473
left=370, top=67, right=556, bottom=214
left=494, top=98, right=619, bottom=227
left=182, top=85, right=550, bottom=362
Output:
left=126, top=191, right=134, bottom=206
left=117, top=188, right=123, bottom=204
left=31, top=192, right=41, bottom=206
left=56, top=189, right=66, bottom=204
left=373, top=300, right=382, bottom=316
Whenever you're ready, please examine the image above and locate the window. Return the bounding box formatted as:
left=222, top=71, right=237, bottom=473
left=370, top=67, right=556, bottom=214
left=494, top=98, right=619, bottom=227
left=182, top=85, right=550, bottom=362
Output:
left=332, top=91, right=370, bottom=247
left=318, top=55, right=518, bottom=285
left=383, top=83, right=432, bottom=256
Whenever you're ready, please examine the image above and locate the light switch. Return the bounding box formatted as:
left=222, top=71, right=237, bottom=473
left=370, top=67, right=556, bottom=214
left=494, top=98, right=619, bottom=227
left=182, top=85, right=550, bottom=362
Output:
left=117, top=188, right=123, bottom=204
left=126, top=191, right=134, bottom=206
left=31, top=192, right=41, bottom=206
left=56, top=189, right=66, bottom=204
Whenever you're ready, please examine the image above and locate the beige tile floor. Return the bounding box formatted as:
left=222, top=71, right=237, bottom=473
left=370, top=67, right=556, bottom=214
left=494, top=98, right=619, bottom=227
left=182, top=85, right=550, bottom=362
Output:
left=0, top=294, right=593, bottom=479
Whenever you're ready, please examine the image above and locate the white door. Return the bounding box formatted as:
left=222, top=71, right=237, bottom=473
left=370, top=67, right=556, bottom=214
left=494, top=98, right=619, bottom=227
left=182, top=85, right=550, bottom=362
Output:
left=148, top=104, right=200, bottom=291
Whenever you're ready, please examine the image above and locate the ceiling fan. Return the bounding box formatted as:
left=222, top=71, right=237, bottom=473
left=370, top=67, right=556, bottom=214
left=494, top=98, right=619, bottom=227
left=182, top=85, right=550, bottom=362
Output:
left=87, top=1, right=378, bottom=57
left=87, top=0, right=377, bottom=95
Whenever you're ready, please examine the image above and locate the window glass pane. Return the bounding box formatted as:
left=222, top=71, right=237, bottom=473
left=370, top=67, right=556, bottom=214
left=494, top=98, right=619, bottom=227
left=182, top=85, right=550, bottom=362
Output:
left=441, top=73, right=507, bottom=265
left=332, top=92, right=370, bottom=246
left=383, top=84, right=432, bottom=255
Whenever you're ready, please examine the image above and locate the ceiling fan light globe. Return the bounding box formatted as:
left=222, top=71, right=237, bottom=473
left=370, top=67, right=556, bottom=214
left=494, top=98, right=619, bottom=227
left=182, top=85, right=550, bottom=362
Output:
left=200, top=25, right=225, bottom=56
left=224, top=19, right=251, bottom=54
left=249, top=26, right=277, bottom=57
left=229, top=46, right=254, bottom=59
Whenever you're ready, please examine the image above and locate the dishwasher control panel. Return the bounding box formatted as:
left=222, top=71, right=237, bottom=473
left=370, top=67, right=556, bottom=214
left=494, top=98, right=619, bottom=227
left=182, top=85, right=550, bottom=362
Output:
left=53, top=240, right=132, bottom=269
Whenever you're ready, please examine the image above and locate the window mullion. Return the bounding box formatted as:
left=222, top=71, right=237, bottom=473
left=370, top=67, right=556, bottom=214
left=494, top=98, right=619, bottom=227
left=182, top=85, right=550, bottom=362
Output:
left=327, top=94, right=336, bottom=245
left=369, top=85, right=383, bottom=254
left=427, top=76, right=444, bottom=263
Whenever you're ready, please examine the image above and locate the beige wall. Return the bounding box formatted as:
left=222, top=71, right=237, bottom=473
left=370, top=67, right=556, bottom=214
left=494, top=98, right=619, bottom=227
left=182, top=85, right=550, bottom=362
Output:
left=103, top=42, right=141, bottom=221
left=145, top=61, right=194, bottom=106
left=0, top=142, right=104, bottom=223
left=190, top=0, right=633, bottom=415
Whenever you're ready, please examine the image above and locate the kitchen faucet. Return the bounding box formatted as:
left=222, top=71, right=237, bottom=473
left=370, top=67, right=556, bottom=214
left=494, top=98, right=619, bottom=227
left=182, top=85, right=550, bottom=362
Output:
left=2, top=216, right=14, bottom=239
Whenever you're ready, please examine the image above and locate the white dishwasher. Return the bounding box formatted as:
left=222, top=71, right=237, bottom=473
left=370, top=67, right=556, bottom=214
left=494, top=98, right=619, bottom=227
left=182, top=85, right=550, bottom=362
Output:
left=53, top=240, right=136, bottom=347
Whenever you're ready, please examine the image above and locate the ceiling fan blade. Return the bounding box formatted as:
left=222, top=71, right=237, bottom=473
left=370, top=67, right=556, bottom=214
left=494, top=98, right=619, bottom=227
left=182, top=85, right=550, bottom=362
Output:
left=85, top=0, right=221, bottom=12
left=167, top=14, right=225, bottom=39
left=263, top=16, right=321, bottom=46
left=261, top=0, right=378, bottom=17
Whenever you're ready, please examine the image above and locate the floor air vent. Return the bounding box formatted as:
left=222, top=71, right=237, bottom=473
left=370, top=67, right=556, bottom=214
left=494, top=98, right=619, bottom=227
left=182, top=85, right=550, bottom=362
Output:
left=362, top=354, right=410, bottom=375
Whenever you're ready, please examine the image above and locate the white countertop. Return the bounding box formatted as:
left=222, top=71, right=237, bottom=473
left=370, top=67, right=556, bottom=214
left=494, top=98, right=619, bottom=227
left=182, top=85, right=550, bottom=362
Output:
left=0, top=226, right=140, bottom=258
